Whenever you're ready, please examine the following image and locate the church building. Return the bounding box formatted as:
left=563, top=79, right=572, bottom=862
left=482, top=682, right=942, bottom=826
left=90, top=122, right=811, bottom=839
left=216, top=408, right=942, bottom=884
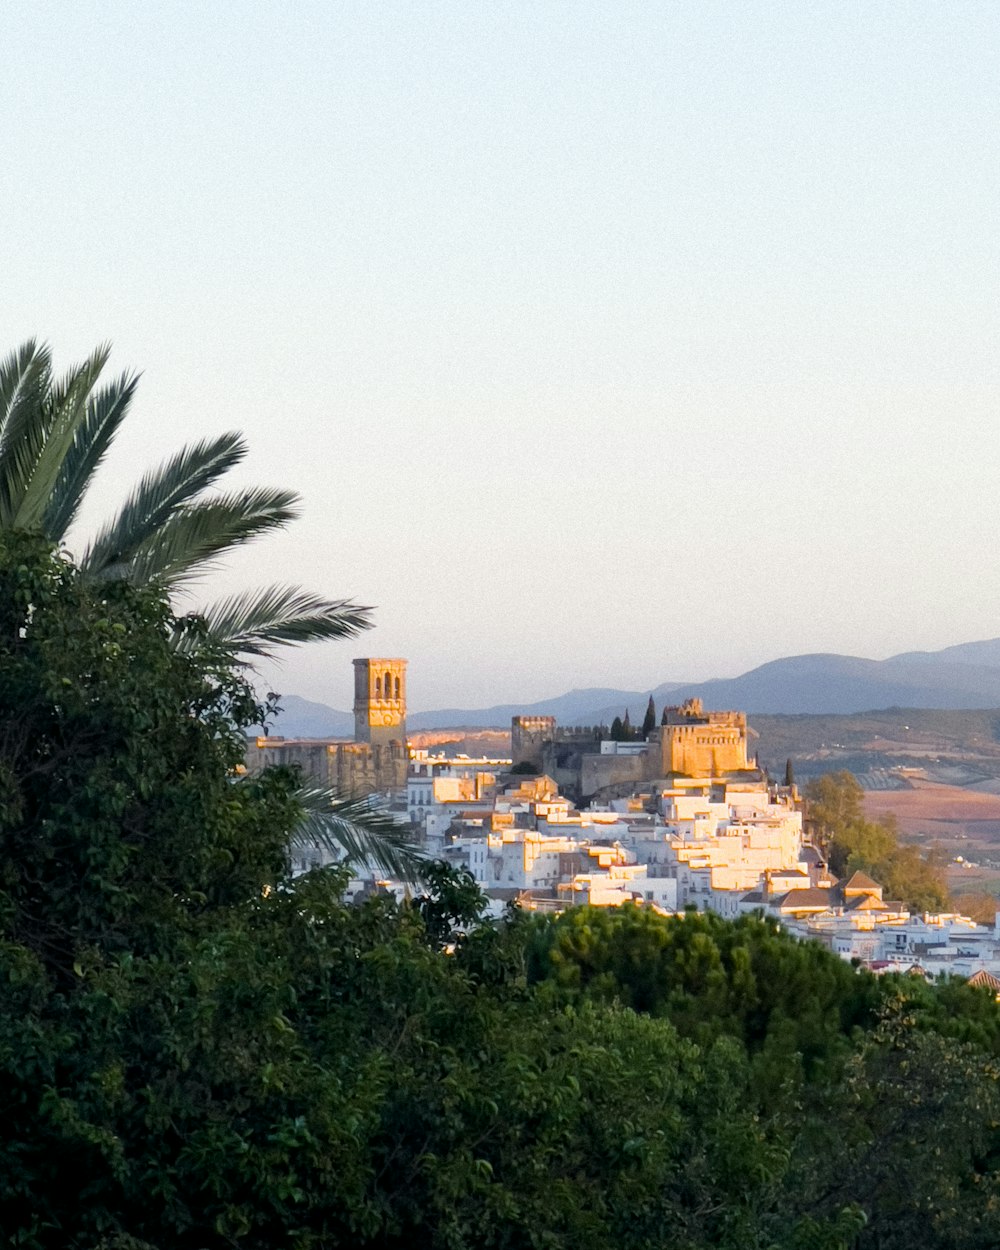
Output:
left=245, top=657, right=409, bottom=795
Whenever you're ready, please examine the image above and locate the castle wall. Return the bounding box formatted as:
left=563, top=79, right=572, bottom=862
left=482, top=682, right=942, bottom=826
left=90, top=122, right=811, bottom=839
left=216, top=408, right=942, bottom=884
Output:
left=511, top=699, right=755, bottom=797
left=580, top=751, right=648, bottom=797
left=328, top=739, right=408, bottom=794
left=245, top=736, right=407, bottom=796
left=658, top=705, right=749, bottom=776
left=660, top=723, right=748, bottom=776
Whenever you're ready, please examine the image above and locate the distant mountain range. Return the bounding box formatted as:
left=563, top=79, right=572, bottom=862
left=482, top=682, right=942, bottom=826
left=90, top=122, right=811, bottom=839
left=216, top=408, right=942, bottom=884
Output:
left=261, top=639, right=1000, bottom=736
left=261, top=695, right=355, bottom=738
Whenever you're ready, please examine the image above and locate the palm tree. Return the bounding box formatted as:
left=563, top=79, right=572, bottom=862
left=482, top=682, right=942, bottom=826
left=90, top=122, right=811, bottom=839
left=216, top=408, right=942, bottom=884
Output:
left=0, top=339, right=371, bottom=655
left=0, top=339, right=421, bottom=879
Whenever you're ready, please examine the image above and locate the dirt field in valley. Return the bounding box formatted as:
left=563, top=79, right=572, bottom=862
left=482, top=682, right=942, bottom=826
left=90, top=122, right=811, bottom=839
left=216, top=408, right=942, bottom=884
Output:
left=863, top=782, right=1000, bottom=903
left=864, top=782, right=1000, bottom=840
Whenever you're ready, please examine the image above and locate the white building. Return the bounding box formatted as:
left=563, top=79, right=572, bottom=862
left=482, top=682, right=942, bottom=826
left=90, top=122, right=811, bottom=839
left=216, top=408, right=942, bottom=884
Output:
left=608, top=780, right=808, bottom=910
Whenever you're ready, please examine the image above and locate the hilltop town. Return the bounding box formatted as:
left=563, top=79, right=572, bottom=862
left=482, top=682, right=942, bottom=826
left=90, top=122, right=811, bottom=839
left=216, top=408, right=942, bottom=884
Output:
left=248, top=657, right=1000, bottom=987
left=11, top=1, right=1000, bottom=1239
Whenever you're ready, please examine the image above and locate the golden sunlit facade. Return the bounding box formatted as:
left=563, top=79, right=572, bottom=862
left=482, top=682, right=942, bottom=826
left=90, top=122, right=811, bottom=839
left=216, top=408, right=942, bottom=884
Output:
left=353, top=657, right=407, bottom=745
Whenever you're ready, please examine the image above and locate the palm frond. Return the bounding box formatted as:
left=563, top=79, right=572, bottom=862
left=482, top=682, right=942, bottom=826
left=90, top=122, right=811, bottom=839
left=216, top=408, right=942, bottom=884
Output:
left=0, top=340, right=42, bottom=436
left=44, top=369, right=140, bottom=538
left=9, top=344, right=112, bottom=532
left=0, top=342, right=52, bottom=527
left=176, top=584, right=373, bottom=657
left=290, top=780, right=424, bottom=882
left=80, top=433, right=252, bottom=576
left=88, top=488, right=300, bottom=589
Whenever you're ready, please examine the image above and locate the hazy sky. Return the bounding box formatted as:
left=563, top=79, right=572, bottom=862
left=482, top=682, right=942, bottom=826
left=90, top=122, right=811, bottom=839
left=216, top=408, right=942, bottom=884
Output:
left=3, top=2, right=999, bottom=711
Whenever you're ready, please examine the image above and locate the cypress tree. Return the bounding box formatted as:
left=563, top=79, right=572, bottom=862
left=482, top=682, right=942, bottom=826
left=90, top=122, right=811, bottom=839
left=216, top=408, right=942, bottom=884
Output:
left=622, top=709, right=633, bottom=741
left=784, top=758, right=795, bottom=787
left=642, top=696, right=656, bottom=740
left=610, top=716, right=624, bottom=742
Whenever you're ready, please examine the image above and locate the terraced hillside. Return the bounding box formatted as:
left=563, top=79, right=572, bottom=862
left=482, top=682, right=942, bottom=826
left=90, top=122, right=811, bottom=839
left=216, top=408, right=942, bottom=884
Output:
left=751, top=708, right=1000, bottom=789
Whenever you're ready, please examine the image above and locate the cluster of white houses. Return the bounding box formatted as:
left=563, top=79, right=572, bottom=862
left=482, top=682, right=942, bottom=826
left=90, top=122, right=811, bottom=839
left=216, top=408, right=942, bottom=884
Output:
left=286, top=742, right=1000, bottom=983
left=271, top=660, right=1000, bottom=985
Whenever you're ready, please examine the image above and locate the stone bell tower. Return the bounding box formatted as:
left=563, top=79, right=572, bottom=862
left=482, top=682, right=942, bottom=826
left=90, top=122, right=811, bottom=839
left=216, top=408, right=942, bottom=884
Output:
left=353, top=658, right=407, bottom=746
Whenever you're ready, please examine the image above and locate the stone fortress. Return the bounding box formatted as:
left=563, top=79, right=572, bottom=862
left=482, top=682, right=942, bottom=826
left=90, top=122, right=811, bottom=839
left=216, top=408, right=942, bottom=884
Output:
left=245, top=657, right=409, bottom=793
left=248, top=663, right=758, bottom=802
left=512, top=698, right=756, bottom=800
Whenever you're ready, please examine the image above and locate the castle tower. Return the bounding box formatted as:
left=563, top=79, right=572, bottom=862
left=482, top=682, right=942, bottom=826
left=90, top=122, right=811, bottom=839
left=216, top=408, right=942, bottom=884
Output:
left=353, top=658, right=407, bottom=746
left=511, top=715, right=556, bottom=768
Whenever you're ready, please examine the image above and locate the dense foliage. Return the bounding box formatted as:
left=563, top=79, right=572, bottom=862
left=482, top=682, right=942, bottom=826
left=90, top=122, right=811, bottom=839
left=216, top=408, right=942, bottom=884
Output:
left=0, top=533, right=298, bottom=971
left=0, top=539, right=998, bottom=1248
left=525, top=904, right=881, bottom=1087
left=523, top=905, right=1000, bottom=1247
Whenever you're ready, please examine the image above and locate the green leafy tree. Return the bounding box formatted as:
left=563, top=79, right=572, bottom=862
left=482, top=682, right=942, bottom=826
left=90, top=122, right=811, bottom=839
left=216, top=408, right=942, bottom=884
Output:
left=525, top=905, right=1000, bottom=1247
left=509, top=759, right=539, bottom=775
left=862, top=837, right=950, bottom=913
left=805, top=771, right=865, bottom=856
left=610, top=715, right=624, bottom=741
left=806, top=772, right=949, bottom=911
left=0, top=536, right=419, bottom=964
left=525, top=905, right=881, bottom=1092
left=952, top=891, right=1000, bottom=925
left=788, top=996, right=1000, bottom=1249
left=836, top=812, right=899, bottom=874
left=0, top=538, right=413, bottom=1248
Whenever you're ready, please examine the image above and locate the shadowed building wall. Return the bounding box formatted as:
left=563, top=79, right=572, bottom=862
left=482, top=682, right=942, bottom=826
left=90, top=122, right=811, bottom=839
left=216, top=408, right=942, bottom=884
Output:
left=511, top=716, right=557, bottom=769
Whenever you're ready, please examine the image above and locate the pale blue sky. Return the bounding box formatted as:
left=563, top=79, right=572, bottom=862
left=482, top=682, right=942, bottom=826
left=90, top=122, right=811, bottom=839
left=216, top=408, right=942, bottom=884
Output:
left=3, top=2, right=999, bottom=710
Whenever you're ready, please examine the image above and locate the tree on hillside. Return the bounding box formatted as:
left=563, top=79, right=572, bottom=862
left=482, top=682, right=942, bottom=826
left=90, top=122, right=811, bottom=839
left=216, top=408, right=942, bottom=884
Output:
left=805, top=772, right=949, bottom=912
left=788, top=999, right=1000, bottom=1248
left=642, top=695, right=656, bottom=739
left=523, top=904, right=1000, bottom=1247
left=853, top=833, right=949, bottom=913
left=804, top=771, right=865, bottom=854
left=0, top=340, right=370, bottom=656
left=525, top=905, right=881, bottom=1089
left=952, top=892, right=999, bottom=925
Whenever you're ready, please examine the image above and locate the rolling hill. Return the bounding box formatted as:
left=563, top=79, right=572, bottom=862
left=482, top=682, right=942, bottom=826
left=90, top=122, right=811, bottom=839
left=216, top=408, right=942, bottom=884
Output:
left=262, top=639, right=1000, bottom=735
